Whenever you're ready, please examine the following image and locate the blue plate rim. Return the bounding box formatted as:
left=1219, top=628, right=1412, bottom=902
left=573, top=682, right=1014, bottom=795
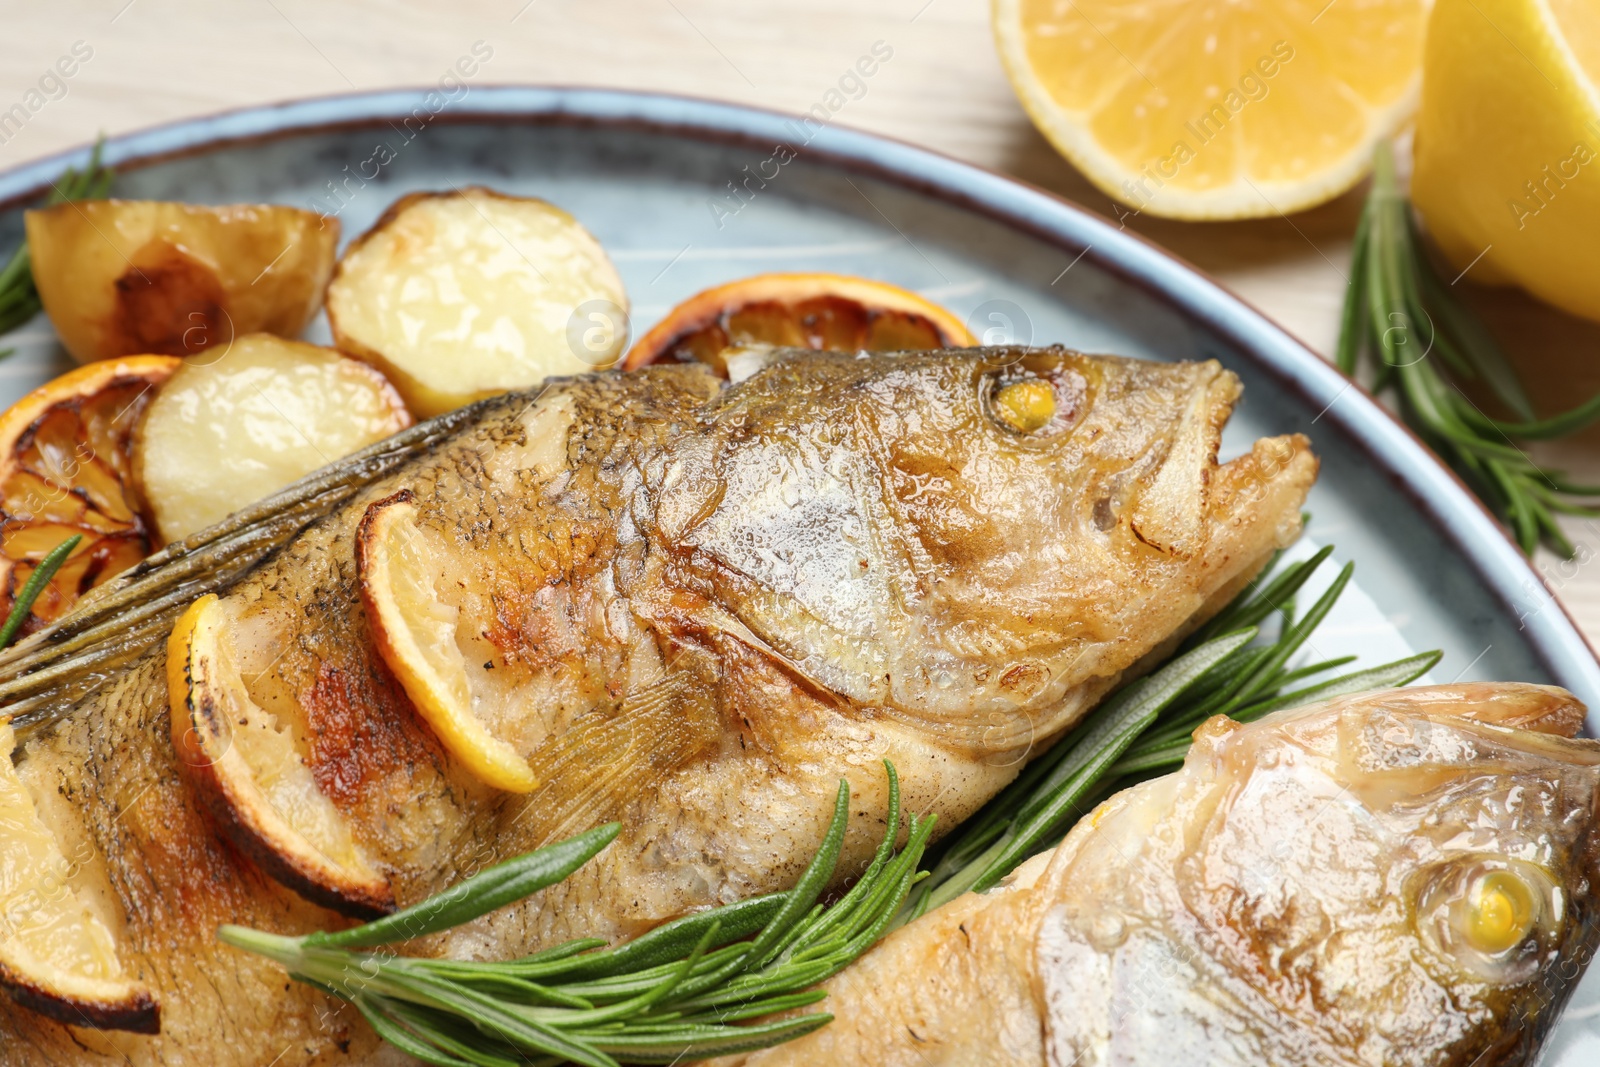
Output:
left=1, top=84, right=1594, bottom=708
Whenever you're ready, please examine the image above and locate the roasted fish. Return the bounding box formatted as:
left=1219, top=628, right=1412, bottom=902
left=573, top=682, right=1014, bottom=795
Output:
left=0, top=346, right=1316, bottom=1062
left=725, top=683, right=1600, bottom=1067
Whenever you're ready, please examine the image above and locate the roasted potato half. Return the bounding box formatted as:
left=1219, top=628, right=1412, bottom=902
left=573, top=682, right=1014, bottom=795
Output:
left=25, top=201, right=337, bottom=363
left=327, top=187, right=628, bottom=417
left=0, top=722, right=158, bottom=1033
left=134, top=333, right=411, bottom=544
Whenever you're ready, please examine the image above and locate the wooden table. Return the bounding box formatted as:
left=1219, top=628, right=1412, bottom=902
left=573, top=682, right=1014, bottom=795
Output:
left=8, top=0, right=1600, bottom=636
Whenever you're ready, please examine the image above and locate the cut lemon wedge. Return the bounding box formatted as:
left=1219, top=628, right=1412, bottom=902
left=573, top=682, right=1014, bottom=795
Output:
left=356, top=493, right=537, bottom=793
left=992, top=0, right=1428, bottom=218
left=0, top=722, right=157, bottom=1032
left=168, top=593, right=394, bottom=918
left=622, top=272, right=976, bottom=375
left=1413, top=0, right=1600, bottom=321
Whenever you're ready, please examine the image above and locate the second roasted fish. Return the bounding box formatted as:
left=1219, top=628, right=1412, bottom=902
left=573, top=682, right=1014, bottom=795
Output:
left=726, top=683, right=1600, bottom=1067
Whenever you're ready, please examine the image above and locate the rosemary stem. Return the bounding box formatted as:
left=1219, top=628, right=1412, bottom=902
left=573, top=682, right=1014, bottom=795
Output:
left=1340, top=140, right=1600, bottom=556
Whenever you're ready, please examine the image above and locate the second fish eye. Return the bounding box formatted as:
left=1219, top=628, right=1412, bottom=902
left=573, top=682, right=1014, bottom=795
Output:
left=1414, top=856, right=1559, bottom=983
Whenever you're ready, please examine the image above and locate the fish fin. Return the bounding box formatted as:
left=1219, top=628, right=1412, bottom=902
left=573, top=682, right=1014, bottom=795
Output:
left=508, top=660, right=722, bottom=846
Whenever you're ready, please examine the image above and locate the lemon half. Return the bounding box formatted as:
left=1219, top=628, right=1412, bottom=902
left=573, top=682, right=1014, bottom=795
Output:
left=1413, top=0, right=1600, bottom=321
left=993, top=0, right=1428, bottom=219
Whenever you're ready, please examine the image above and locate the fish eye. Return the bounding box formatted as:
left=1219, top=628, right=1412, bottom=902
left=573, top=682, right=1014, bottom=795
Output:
left=1414, top=856, right=1558, bottom=982
left=993, top=379, right=1056, bottom=433
left=983, top=366, right=1085, bottom=438
left=1463, top=870, right=1536, bottom=956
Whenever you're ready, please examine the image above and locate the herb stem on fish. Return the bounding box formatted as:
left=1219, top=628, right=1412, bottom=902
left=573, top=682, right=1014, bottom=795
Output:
left=1338, top=142, right=1600, bottom=556
left=905, top=543, right=1441, bottom=923
left=220, top=761, right=935, bottom=1067
left=0, top=141, right=113, bottom=353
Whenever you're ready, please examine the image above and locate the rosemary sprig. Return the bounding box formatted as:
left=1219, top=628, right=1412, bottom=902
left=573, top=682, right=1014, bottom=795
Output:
left=1338, top=143, right=1600, bottom=556
left=222, top=761, right=935, bottom=1067
left=904, top=543, right=1440, bottom=920
left=0, top=140, right=114, bottom=351
left=0, top=533, right=80, bottom=649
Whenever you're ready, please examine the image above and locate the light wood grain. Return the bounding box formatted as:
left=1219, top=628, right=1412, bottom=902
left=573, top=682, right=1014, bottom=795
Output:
left=6, top=0, right=1600, bottom=639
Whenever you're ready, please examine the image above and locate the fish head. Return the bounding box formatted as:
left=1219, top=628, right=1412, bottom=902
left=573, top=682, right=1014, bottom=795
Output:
left=840, top=344, right=1246, bottom=580
left=662, top=346, right=1315, bottom=745
left=1064, top=683, right=1600, bottom=1064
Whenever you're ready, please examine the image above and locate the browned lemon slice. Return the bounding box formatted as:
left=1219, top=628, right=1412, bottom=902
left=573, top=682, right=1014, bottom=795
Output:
left=0, top=722, right=157, bottom=1032
left=622, top=272, right=976, bottom=376
left=0, top=356, right=179, bottom=634
left=168, top=594, right=394, bottom=918
left=356, top=493, right=536, bottom=792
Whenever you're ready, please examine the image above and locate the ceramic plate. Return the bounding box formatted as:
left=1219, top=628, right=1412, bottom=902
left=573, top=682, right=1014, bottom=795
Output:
left=0, top=87, right=1595, bottom=1058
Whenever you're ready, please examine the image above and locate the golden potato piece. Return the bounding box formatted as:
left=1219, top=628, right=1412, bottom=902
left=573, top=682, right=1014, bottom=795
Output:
left=327, top=187, right=628, bottom=417
left=168, top=594, right=394, bottom=919
left=134, top=334, right=411, bottom=543
left=0, top=722, right=158, bottom=1032
left=25, top=200, right=337, bottom=363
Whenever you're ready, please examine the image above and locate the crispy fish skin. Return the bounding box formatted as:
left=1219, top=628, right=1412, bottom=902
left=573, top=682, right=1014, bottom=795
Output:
left=726, top=683, right=1600, bottom=1067
left=0, top=347, right=1315, bottom=1063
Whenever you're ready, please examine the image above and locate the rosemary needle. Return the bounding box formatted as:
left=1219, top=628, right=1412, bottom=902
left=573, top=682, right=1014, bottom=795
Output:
left=0, top=534, right=81, bottom=649
left=1338, top=143, right=1600, bottom=556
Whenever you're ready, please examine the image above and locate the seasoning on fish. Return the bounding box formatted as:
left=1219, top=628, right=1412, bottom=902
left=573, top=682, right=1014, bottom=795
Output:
left=0, top=346, right=1317, bottom=1062
left=720, top=683, right=1600, bottom=1067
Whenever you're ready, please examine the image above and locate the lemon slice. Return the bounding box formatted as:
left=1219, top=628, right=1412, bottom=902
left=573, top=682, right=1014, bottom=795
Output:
left=356, top=493, right=537, bottom=792
left=623, top=272, right=976, bottom=374
left=168, top=594, right=394, bottom=918
left=0, top=722, right=157, bottom=1032
left=992, top=0, right=1428, bottom=218
left=0, top=356, right=179, bottom=632
left=1413, top=0, right=1600, bottom=320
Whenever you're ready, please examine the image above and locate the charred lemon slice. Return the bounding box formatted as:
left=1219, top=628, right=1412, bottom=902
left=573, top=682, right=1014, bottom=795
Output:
left=356, top=493, right=536, bottom=793
left=0, top=356, right=179, bottom=634
left=0, top=722, right=157, bottom=1033
left=622, top=272, right=976, bottom=375
left=168, top=594, right=393, bottom=918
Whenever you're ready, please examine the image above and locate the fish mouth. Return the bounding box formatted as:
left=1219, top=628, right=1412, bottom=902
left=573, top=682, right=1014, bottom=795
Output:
left=1120, top=363, right=1292, bottom=559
